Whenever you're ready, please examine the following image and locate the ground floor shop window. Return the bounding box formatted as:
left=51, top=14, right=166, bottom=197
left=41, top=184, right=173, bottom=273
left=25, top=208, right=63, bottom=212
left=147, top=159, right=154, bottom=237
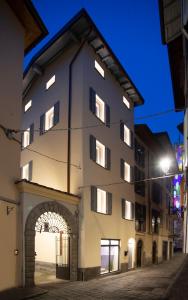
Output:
left=100, top=239, right=120, bottom=274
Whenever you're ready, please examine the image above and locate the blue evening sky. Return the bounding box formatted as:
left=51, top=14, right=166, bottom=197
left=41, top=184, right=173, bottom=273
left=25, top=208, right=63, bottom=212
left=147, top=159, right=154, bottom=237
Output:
left=25, top=0, right=183, bottom=144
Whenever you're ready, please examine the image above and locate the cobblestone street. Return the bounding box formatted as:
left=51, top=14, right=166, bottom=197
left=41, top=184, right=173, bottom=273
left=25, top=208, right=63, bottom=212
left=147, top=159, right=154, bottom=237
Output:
left=30, top=254, right=186, bottom=300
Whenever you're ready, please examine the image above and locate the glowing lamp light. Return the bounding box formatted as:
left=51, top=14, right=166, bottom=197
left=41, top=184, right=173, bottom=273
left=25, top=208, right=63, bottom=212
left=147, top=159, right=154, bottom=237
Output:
left=159, top=157, right=171, bottom=174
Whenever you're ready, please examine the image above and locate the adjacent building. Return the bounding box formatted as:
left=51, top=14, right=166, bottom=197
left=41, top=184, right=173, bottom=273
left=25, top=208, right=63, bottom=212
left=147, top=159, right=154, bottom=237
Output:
left=0, top=0, right=47, bottom=291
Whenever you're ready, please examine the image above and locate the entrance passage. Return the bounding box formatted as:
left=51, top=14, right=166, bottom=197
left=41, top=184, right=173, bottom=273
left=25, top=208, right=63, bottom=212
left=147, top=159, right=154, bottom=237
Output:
left=35, top=211, right=70, bottom=284
left=100, top=239, right=120, bottom=274
left=128, top=238, right=135, bottom=269
left=136, top=240, right=143, bottom=267
left=162, top=241, right=168, bottom=261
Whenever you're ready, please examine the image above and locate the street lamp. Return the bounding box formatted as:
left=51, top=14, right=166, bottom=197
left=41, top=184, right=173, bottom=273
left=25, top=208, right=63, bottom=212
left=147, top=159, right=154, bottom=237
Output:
left=159, top=157, right=171, bottom=174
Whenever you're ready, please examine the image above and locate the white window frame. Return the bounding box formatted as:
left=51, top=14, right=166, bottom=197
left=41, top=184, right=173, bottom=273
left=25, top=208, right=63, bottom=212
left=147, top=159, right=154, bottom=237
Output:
left=45, top=106, right=54, bottom=131
left=24, top=100, right=32, bottom=112
left=22, top=163, right=29, bottom=180
left=124, top=124, right=131, bottom=146
left=95, top=94, right=105, bottom=122
left=124, top=162, right=131, bottom=182
left=97, top=188, right=107, bottom=214
left=123, top=96, right=130, bottom=109
left=23, top=128, right=30, bottom=148
left=96, top=140, right=105, bottom=167
left=46, top=75, right=55, bottom=90
left=124, top=200, right=133, bottom=220
left=95, top=60, right=104, bottom=78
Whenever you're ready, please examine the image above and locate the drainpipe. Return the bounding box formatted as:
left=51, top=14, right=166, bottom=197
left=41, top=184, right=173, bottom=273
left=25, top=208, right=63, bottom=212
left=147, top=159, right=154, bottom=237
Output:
left=67, top=30, right=91, bottom=193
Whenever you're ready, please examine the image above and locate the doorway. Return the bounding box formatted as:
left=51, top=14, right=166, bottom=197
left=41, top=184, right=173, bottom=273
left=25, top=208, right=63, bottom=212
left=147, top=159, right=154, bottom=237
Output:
left=35, top=211, right=70, bottom=284
left=152, top=241, right=157, bottom=264
left=136, top=240, right=143, bottom=267
left=162, top=241, right=168, bottom=261
left=128, top=238, right=135, bottom=269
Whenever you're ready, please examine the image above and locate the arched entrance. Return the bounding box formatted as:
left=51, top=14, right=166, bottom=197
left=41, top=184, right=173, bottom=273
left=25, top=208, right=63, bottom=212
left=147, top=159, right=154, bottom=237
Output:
left=24, top=201, right=78, bottom=287
left=136, top=240, right=143, bottom=267
left=152, top=241, right=157, bottom=264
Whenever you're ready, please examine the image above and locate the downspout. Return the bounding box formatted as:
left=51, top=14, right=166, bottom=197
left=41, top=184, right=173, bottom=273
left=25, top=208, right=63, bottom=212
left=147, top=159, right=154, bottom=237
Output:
left=67, top=30, right=91, bottom=193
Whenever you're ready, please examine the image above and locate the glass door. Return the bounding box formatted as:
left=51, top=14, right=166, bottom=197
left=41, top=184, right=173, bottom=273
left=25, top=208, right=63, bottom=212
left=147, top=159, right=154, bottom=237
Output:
left=101, top=239, right=119, bottom=274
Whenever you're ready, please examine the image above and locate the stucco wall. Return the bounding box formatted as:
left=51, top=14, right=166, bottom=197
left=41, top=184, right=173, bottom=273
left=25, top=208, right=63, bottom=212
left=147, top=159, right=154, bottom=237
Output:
left=0, top=0, right=24, bottom=291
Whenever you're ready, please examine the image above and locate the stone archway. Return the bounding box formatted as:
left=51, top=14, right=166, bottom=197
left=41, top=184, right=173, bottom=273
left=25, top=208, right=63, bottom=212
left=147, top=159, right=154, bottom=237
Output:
left=24, top=201, right=78, bottom=287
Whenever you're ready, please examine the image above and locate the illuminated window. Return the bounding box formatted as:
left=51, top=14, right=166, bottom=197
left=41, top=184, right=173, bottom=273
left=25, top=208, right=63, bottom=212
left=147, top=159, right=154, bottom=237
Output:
left=96, top=140, right=105, bottom=167
left=46, top=75, right=55, bottom=90
left=123, top=96, right=130, bottom=109
left=24, top=100, right=32, bottom=112
left=45, top=106, right=54, bottom=131
left=23, top=128, right=30, bottom=148
left=97, top=188, right=107, bottom=213
left=95, top=60, right=104, bottom=77
left=96, top=94, right=105, bottom=122
left=124, top=124, right=131, bottom=146
left=122, top=199, right=134, bottom=220
left=124, top=162, right=131, bottom=182
left=21, top=161, right=32, bottom=181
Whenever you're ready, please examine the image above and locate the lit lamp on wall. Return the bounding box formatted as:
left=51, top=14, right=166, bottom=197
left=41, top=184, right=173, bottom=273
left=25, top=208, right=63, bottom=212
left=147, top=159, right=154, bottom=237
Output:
left=159, top=157, right=171, bottom=175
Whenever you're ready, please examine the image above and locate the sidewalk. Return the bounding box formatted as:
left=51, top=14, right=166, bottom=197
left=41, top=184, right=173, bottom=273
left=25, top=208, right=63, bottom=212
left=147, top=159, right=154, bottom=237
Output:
left=0, top=253, right=186, bottom=300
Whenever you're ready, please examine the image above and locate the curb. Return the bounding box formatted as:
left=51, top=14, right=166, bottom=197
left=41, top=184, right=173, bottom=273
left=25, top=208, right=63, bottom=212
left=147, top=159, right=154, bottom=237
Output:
left=162, top=255, right=188, bottom=300
left=22, top=289, right=48, bottom=300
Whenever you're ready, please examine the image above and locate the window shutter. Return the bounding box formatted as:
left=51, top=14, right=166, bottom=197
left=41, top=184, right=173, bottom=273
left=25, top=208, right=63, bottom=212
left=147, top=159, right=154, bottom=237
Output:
left=91, top=186, right=97, bottom=212
left=21, top=132, right=24, bottom=149
left=54, top=101, right=60, bottom=126
left=131, top=166, right=134, bottom=183
left=120, top=158, right=125, bottom=180
left=131, top=202, right=135, bottom=220
left=90, top=135, right=96, bottom=161
left=89, top=87, right=96, bottom=114
left=131, top=131, right=134, bottom=148
left=105, top=147, right=111, bottom=170
left=40, top=113, right=45, bottom=135
left=30, top=123, right=34, bottom=144
left=120, top=121, right=124, bottom=141
left=105, top=104, right=110, bottom=127
left=122, top=198, right=125, bottom=219
left=28, top=161, right=33, bottom=181
left=107, top=192, right=112, bottom=215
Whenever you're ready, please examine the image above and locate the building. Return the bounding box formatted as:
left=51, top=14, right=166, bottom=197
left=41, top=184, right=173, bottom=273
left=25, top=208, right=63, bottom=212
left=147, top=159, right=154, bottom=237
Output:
left=21, top=9, right=144, bottom=286
left=0, top=0, right=47, bottom=291
left=158, top=0, right=188, bottom=253
left=134, top=125, right=176, bottom=266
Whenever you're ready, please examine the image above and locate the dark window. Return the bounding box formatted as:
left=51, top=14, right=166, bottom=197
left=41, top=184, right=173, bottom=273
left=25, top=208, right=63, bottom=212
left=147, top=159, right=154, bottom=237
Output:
left=134, top=166, right=145, bottom=196
left=152, top=182, right=162, bottom=204
left=135, top=203, right=146, bottom=232
left=135, top=139, right=145, bottom=168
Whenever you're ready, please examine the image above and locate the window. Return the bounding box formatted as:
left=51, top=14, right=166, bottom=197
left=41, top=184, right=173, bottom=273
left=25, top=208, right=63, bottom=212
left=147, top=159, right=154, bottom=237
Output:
left=21, top=161, right=32, bottom=181
left=135, top=202, right=146, bottom=232
left=89, top=88, right=110, bottom=126
left=90, top=135, right=111, bottom=169
left=22, top=124, right=34, bottom=148
left=134, top=166, right=145, bottom=196
left=120, top=121, right=132, bottom=147
left=135, top=139, right=145, bottom=167
left=91, top=186, right=112, bottom=215
left=101, top=239, right=119, bottom=274
left=152, top=182, right=162, bottom=204
left=45, top=106, right=54, bottom=131
left=123, top=96, right=130, bottom=109
left=40, top=102, right=59, bottom=134
left=122, top=199, right=134, bottom=220
left=24, top=100, right=32, bottom=112
left=95, top=60, right=104, bottom=77
left=96, top=94, right=105, bottom=122
left=120, top=159, right=131, bottom=182
left=96, top=140, right=105, bottom=167
left=46, top=75, right=55, bottom=90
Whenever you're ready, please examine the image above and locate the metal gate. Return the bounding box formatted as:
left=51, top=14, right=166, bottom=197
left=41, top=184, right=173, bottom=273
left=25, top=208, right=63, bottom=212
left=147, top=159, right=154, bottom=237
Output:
left=56, top=233, right=70, bottom=280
